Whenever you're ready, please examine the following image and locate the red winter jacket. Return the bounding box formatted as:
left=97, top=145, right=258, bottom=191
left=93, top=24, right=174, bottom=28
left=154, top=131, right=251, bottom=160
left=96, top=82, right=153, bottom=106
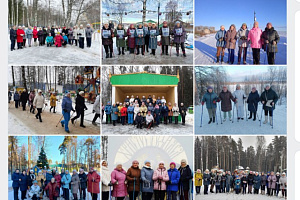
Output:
left=54, top=35, right=63, bottom=47
left=54, top=174, right=61, bottom=188
left=121, top=107, right=127, bottom=117
left=87, top=171, right=100, bottom=194
left=33, top=28, right=38, bottom=39
left=16, top=29, right=25, bottom=43
left=44, top=182, right=59, bottom=200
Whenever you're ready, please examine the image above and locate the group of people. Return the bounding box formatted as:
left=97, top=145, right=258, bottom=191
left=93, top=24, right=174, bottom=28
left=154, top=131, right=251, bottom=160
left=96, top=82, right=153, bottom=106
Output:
left=101, top=159, right=192, bottom=200
left=195, top=169, right=287, bottom=199
left=102, top=21, right=187, bottom=58
left=9, top=89, right=100, bottom=133
left=215, top=21, right=280, bottom=65
left=11, top=167, right=100, bottom=200
left=201, top=84, right=278, bottom=126
left=9, top=24, right=94, bottom=50
left=103, top=95, right=188, bottom=129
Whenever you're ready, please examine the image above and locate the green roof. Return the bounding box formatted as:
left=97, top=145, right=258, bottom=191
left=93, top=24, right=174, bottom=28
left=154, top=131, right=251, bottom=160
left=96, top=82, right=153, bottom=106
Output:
left=110, top=72, right=179, bottom=86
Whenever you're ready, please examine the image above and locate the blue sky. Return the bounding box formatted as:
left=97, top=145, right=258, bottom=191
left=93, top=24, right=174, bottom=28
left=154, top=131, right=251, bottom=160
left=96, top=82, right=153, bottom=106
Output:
left=195, top=0, right=287, bottom=31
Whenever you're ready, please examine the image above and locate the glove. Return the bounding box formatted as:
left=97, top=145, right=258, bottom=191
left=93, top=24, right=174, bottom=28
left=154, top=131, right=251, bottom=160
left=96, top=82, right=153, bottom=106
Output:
left=115, top=181, right=119, bottom=185
left=93, top=110, right=95, bottom=113
left=158, top=175, right=163, bottom=179
left=108, top=182, right=113, bottom=186
left=213, top=100, right=216, bottom=104
left=144, top=179, right=150, bottom=184
left=218, top=38, right=223, bottom=42
left=63, top=109, right=67, bottom=112
left=273, top=41, right=276, bottom=45
left=201, top=101, right=205, bottom=105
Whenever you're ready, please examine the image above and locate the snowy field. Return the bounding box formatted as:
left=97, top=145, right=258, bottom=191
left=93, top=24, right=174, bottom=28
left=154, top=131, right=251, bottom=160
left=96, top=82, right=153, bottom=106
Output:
left=8, top=98, right=100, bottom=135
left=195, top=193, right=285, bottom=200
left=102, top=113, right=193, bottom=135
left=194, top=103, right=287, bottom=135
left=195, top=31, right=287, bottom=65
left=102, top=33, right=194, bottom=65
left=8, top=33, right=100, bottom=65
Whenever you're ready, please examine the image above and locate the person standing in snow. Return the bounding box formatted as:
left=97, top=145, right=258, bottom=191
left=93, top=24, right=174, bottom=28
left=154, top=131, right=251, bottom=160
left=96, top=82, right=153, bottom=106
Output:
left=120, top=103, right=127, bottom=125
left=127, top=24, right=136, bottom=54
left=203, top=169, right=211, bottom=195
left=127, top=103, right=135, bottom=125
left=78, top=24, right=86, bottom=49
left=195, top=169, right=203, bottom=195
left=33, top=90, right=47, bottom=122
left=26, top=26, right=33, bottom=47
left=268, top=171, right=277, bottom=196
left=279, top=172, right=287, bottom=199
left=10, top=26, right=17, bottom=51
left=141, top=160, right=154, bottom=200
left=78, top=168, right=88, bottom=200
left=12, top=169, right=20, bottom=200
left=215, top=25, right=226, bottom=63
left=237, top=23, right=249, bottom=64
left=105, top=101, right=112, bottom=124
left=102, top=22, right=114, bottom=58
left=167, top=162, right=180, bottom=200
left=225, top=24, right=237, bottom=64
left=73, top=26, right=79, bottom=46
left=179, top=103, right=187, bottom=125
left=32, top=26, right=38, bottom=46
left=13, top=91, right=20, bottom=108
left=262, top=22, right=280, bottom=65
left=61, top=92, right=75, bottom=133
left=260, top=172, right=267, bottom=195
left=20, top=89, right=29, bottom=111
left=153, top=161, right=169, bottom=200
left=101, top=160, right=112, bottom=200
left=92, top=95, right=100, bottom=125
left=71, top=170, right=80, bottom=200
left=22, top=26, right=27, bottom=48
left=148, top=23, right=159, bottom=56
left=28, top=90, right=35, bottom=114
left=38, top=27, right=44, bottom=46
left=247, top=87, right=260, bottom=121
left=233, top=84, right=246, bottom=120
left=201, top=86, right=219, bottom=124
left=144, top=23, right=150, bottom=52
left=19, top=170, right=28, bottom=200
left=135, top=23, right=146, bottom=55
left=71, top=91, right=88, bottom=128
left=253, top=172, right=261, bottom=194
left=178, top=159, right=192, bottom=200
left=161, top=103, right=169, bottom=125
left=49, top=92, right=57, bottom=113
left=16, top=26, right=25, bottom=49
left=160, top=21, right=172, bottom=55
left=87, top=167, right=100, bottom=200
left=61, top=170, right=71, bottom=200
left=248, top=21, right=263, bottom=64
left=114, top=24, right=127, bottom=55
left=173, top=21, right=186, bottom=57
left=111, top=103, right=119, bottom=126
left=111, top=163, right=128, bottom=200
left=172, top=103, right=179, bottom=124
left=260, top=85, right=278, bottom=126
left=218, top=86, right=235, bottom=122
left=86, top=24, right=94, bottom=48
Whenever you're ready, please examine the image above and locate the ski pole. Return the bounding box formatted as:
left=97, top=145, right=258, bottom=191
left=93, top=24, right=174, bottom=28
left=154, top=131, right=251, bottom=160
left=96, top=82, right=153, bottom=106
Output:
left=55, top=114, right=65, bottom=127
left=264, top=44, right=268, bottom=64
left=236, top=105, right=239, bottom=122
left=215, top=106, right=218, bottom=125
left=133, top=178, right=135, bottom=200
left=253, top=103, right=260, bottom=121
left=109, top=184, right=112, bottom=200
left=272, top=105, right=274, bottom=129
left=232, top=102, right=235, bottom=123
left=273, top=45, right=276, bottom=64
left=218, top=102, right=222, bottom=124
left=260, top=105, right=264, bottom=126
left=200, top=104, right=204, bottom=127
left=245, top=101, right=248, bottom=121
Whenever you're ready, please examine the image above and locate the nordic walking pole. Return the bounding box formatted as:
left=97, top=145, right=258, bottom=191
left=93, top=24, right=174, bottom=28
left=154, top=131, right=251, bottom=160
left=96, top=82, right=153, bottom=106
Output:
left=133, top=178, right=136, bottom=200
left=264, top=44, right=268, bottom=64
left=215, top=106, right=218, bottom=125
left=253, top=103, right=260, bottom=121
left=232, top=102, right=235, bottom=123
left=273, top=45, right=276, bottom=64
left=109, top=183, right=112, bottom=200
left=272, top=105, right=274, bottom=129
left=200, top=104, right=204, bottom=127
left=236, top=104, right=239, bottom=122
left=218, top=102, right=223, bottom=124
left=260, top=105, right=264, bottom=126
left=55, top=115, right=65, bottom=127
left=245, top=101, right=248, bottom=121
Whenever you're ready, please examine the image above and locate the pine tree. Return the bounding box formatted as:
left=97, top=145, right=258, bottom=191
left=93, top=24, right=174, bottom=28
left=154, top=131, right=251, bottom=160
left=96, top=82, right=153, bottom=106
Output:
left=37, top=147, right=49, bottom=168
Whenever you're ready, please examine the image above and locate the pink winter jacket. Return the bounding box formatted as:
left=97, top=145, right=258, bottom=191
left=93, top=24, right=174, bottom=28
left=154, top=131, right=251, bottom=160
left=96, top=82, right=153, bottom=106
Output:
left=152, top=167, right=169, bottom=190
left=111, top=168, right=128, bottom=197
left=267, top=175, right=277, bottom=189
left=248, top=27, right=262, bottom=48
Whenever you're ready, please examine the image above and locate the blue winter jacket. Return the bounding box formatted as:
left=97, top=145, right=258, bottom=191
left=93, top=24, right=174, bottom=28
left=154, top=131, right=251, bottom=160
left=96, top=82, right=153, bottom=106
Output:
left=148, top=28, right=159, bottom=49
left=235, top=179, right=241, bottom=189
left=161, top=105, right=169, bottom=117
left=134, top=27, right=146, bottom=45
left=141, top=166, right=154, bottom=193
left=45, top=173, right=53, bottom=185
left=167, top=168, right=180, bottom=191
left=12, top=172, right=20, bottom=188
left=14, top=93, right=20, bottom=101
left=105, top=104, right=112, bottom=114
left=63, top=35, right=69, bottom=43
left=111, top=106, right=119, bottom=120
left=127, top=106, right=134, bottom=114
left=253, top=175, right=261, bottom=190
left=62, top=96, right=74, bottom=112
left=203, top=173, right=211, bottom=185
left=215, top=29, right=226, bottom=47
left=61, top=173, right=71, bottom=189
left=202, top=91, right=218, bottom=109
left=19, top=174, right=28, bottom=191
left=247, top=90, right=260, bottom=112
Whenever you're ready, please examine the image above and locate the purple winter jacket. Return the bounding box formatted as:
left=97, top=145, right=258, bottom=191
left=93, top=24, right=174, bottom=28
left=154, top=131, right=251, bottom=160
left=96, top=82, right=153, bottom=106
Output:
left=173, top=25, right=186, bottom=44
left=111, top=168, right=128, bottom=197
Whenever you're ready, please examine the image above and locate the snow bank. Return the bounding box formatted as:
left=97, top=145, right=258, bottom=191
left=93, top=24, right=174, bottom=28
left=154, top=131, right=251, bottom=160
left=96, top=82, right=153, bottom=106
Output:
left=195, top=192, right=283, bottom=200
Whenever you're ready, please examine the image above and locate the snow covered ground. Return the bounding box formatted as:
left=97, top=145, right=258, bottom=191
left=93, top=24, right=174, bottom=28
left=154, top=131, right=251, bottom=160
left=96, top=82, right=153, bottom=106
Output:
left=8, top=34, right=100, bottom=65
left=195, top=193, right=285, bottom=200
left=8, top=97, right=100, bottom=135
left=195, top=32, right=287, bottom=65
left=194, top=104, right=286, bottom=135
left=102, top=33, right=194, bottom=65
left=102, top=113, right=193, bottom=135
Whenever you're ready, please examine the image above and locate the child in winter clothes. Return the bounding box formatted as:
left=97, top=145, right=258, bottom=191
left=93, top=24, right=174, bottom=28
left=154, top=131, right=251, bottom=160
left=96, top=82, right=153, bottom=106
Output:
left=235, top=176, right=241, bottom=194
left=62, top=33, right=68, bottom=47
left=46, top=33, right=54, bottom=47
left=54, top=33, right=63, bottom=47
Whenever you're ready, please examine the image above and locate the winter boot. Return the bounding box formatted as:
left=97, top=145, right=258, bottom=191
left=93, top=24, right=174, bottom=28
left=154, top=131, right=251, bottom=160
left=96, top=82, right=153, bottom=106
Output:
left=248, top=112, right=252, bottom=119
left=270, top=117, right=273, bottom=126
left=110, top=52, right=113, bottom=58
left=216, top=56, right=220, bottom=63
left=118, top=47, right=121, bottom=55
left=71, top=118, right=75, bottom=124
left=223, top=118, right=226, bottom=122
left=208, top=118, right=212, bottom=124
left=53, top=107, right=56, bottom=113
left=183, top=51, right=186, bottom=57
left=221, top=56, right=224, bottom=63
left=176, top=50, right=179, bottom=57
left=263, top=115, right=268, bottom=124
left=80, top=124, right=86, bottom=128
left=122, top=47, right=125, bottom=55
left=213, top=117, right=215, bottom=123
left=166, top=47, right=169, bottom=55
left=106, top=53, right=109, bottom=58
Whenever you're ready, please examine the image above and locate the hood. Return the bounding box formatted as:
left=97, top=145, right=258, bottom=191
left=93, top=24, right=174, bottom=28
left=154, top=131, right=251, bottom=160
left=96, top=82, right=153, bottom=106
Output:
left=228, top=24, right=236, bottom=32
left=265, top=27, right=274, bottom=32
left=143, top=165, right=152, bottom=170
left=102, top=166, right=109, bottom=172
left=102, top=26, right=111, bottom=30
left=114, top=168, right=126, bottom=174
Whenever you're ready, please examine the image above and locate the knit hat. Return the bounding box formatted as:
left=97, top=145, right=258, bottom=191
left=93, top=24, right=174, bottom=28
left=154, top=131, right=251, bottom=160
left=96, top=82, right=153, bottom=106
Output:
left=132, top=160, right=139, bottom=164
left=33, top=180, right=38, bottom=184
left=158, top=161, right=165, bottom=165
left=207, top=86, right=213, bottom=90
left=265, top=84, right=270, bottom=88
left=242, top=23, right=247, bottom=27
left=38, top=89, right=42, bottom=93
left=170, top=162, right=176, bottom=167
left=144, top=160, right=151, bottom=164
left=276, top=172, right=280, bottom=175
left=175, top=21, right=180, bottom=24
left=181, top=159, right=187, bottom=163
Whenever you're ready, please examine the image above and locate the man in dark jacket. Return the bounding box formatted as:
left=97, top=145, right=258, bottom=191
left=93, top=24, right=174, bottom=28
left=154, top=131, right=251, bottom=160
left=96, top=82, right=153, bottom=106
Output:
left=178, top=159, right=192, bottom=200
left=218, top=86, right=235, bottom=122
left=260, top=85, right=279, bottom=126
left=262, top=22, right=280, bottom=65
left=247, top=87, right=260, bottom=121
left=241, top=174, right=248, bottom=194
left=135, top=112, right=144, bottom=129
left=79, top=168, right=87, bottom=200
left=10, top=26, right=17, bottom=51
left=247, top=171, right=254, bottom=194
left=71, top=91, right=88, bottom=128
left=20, top=89, right=29, bottom=111
left=12, top=169, right=20, bottom=200
left=179, top=103, right=187, bottom=125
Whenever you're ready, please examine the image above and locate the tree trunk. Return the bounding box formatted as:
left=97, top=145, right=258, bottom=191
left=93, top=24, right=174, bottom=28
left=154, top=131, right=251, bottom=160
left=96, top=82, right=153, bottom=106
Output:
left=142, top=0, right=146, bottom=23
left=11, top=66, right=15, bottom=87
left=21, top=66, right=27, bottom=89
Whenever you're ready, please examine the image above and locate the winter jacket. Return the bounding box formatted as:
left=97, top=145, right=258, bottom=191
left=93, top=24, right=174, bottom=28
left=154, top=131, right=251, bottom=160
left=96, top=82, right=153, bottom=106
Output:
left=127, top=27, right=136, bottom=48
left=160, top=26, right=171, bottom=45
left=86, top=27, right=94, bottom=38
left=27, top=173, right=36, bottom=187
left=226, top=174, right=233, bottom=186
left=202, top=91, right=218, bottom=109
left=153, top=167, right=169, bottom=191
left=194, top=172, right=203, bottom=186
left=14, top=92, right=20, bottom=101
left=247, top=90, right=260, bottom=112
left=260, top=175, right=267, bottom=186
left=38, top=30, right=44, bottom=42
left=46, top=36, right=54, bottom=44
left=135, top=115, right=144, bottom=124
left=105, top=104, right=112, bottom=114
left=63, top=35, right=68, bottom=43
left=168, top=105, right=173, bottom=116
left=22, top=29, right=27, bottom=39
left=178, top=165, right=192, bottom=190
left=121, top=107, right=127, bottom=117
left=219, top=90, right=234, bottom=112
left=179, top=105, right=187, bottom=116
left=161, top=105, right=169, bottom=117
left=77, top=28, right=86, bottom=38
left=16, top=29, right=25, bottom=43
left=45, top=173, right=53, bottom=186
left=167, top=168, right=180, bottom=191
left=173, top=25, right=186, bottom=44
left=233, top=89, right=246, bottom=107
left=126, top=166, right=141, bottom=192
left=71, top=173, right=80, bottom=194
left=253, top=175, right=261, bottom=189
left=93, top=95, right=100, bottom=114
left=26, top=29, right=33, bottom=39
left=114, top=28, right=127, bottom=47
left=148, top=27, right=159, bottom=49
left=73, top=28, right=78, bottom=40
left=241, top=176, right=247, bottom=187
left=237, top=27, right=249, bottom=47
left=101, top=166, right=110, bottom=192
left=111, top=106, right=119, bottom=120
left=247, top=174, right=254, bottom=185
left=54, top=174, right=61, bottom=188
left=54, top=35, right=63, bottom=47
left=33, top=94, right=45, bottom=109
left=87, top=171, right=100, bottom=194
left=214, top=175, right=221, bottom=186
left=29, top=185, right=40, bottom=196
left=36, top=172, right=45, bottom=188
left=260, top=88, right=278, bottom=111
left=68, top=30, right=74, bottom=40
left=12, top=172, right=20, bottom=188
left=262, top=27, right=280, bottom=53
left=203, top=173, right=211, bottom=185
left=75, top=94, right=87, bottom=111
left=19, top=174, right=28, bottom=191
left=62, top=96, right=74, bottom=113
left=33, top=28, right=38, bottom=39
left=141, top=166, right=154, bottom=193
left=102, top=26, right=114, bottom=45
left=248, top=27, right=262, bottom=48
left=45, top=182, right=59, bottom=200
left=225, top=25, right=237, bottom=49
left=215, top=29, right=226, bottom=47
left=10, top=28, right=17, bottom=40
left=135, top=27, right=146, bottom=45
left=61, top=173, right=71, bottom=189
left=172, top=106, right=179, bottom=117
left=20, top=91, right=29, bottom=104
left=268, top=175, right=276, bottom=189
left=146, top=114, right=154, bottom=124
left=50, top=94, right=57, bottom=107
left=78, top=172, right=87, bottom=189
left=111, top=168, right=128, bottom=197
left=140, top=105, right=148, bottom=117
left=127, top=106, right=134, bottom=115
left=235, top=179, right=241, bottom=189
left=279, top=176, right=287, bottom=189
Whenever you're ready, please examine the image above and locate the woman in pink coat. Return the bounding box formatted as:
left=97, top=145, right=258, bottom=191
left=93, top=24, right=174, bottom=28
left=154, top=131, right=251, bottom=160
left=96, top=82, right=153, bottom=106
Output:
left=33, top=27, right=38, bottom=46
left=247, top=21, right=262, bottom=65
left=54, top=33, right=63, bottom=47
left=267, top=171, right=277, bottom=196
left=111, top=163, right=128, bottom=199
left=152, top=161, right=169, bottom=200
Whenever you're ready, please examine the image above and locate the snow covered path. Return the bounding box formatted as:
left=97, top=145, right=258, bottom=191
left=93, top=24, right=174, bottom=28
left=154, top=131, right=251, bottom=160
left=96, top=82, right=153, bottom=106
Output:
left=102, top=113, right=193, bottom=135
left=8, top=36, right=100, bottom=65
left=195, top=32, right=287, bottom=65
left=8, top=101, right=100, bottom=135
left=195, top=193, right=285, bottom=200
left=194, top=104, right=286, bottom=135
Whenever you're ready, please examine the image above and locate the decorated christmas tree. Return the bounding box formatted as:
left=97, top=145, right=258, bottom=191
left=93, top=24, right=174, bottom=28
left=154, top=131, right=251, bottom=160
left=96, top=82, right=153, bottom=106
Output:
left=37, top=147, right=49, bottom=168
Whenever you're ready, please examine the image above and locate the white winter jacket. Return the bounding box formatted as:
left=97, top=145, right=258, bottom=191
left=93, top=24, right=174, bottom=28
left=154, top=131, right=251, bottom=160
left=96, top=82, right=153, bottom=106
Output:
left=101, top=166, right=111, bottom=192
left=33, top=95, right=45, bottom=109
left=77, top=28, right=86, bottom=38
left=233, top=90, right=246, bottom=107
left=73, top=28, right=78, bottom=40
left=172, top=106, right=179, bottom=117
left=93, top=95, right=100, bottom=114
left=146, top=114, right=154, bottom=124
left=29, top=185, right=40, bottom=196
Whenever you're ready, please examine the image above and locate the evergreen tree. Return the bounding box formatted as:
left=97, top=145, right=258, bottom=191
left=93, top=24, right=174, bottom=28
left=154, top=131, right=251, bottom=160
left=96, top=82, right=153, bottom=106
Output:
left=37, top=147, right=49, bottom=168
